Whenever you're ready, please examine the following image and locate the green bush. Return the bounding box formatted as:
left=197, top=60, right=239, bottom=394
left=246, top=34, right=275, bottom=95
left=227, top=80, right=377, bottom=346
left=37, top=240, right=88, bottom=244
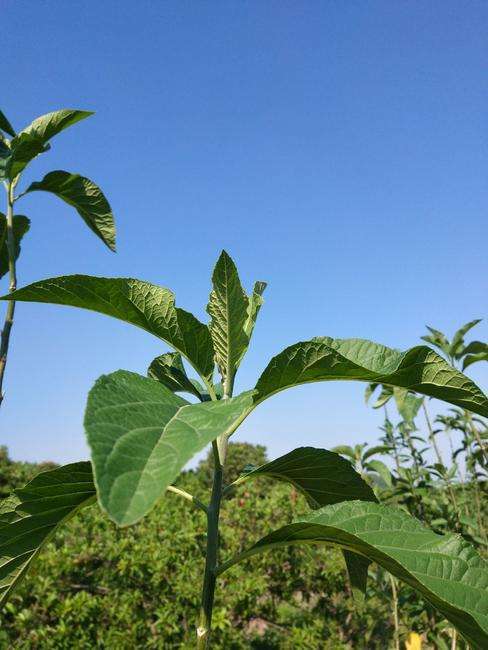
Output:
left=0, top=444, right=395, bottom=649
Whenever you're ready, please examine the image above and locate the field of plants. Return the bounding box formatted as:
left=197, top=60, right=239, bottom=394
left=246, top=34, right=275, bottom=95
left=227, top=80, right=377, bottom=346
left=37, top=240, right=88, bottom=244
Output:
left=0, top=73, right=487, bottom=648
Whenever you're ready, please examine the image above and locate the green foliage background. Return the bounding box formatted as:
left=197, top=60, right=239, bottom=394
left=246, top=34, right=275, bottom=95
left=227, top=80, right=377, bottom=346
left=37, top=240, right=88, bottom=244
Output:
left=1, top=442, right=476, bottom=649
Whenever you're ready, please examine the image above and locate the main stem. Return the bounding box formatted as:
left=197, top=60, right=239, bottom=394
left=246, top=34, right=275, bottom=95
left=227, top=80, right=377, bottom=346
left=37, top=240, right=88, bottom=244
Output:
left=0, top=181, right=17, bottom=406
left=197, top=443, right=224, bottom=649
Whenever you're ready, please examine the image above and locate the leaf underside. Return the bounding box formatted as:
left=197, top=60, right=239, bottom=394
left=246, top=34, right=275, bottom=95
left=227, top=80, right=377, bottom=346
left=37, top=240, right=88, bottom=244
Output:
left=234, top=446, right=377, bottom=599
left=26, top=171, right=116, bottom=251
left=255, top=337, right=488, bottom=417
left=84, top=370, right=254, bottom=526
left=4, top=275, right=215, bottom=382
left=222, top=501, right=488, bottom=649
left=0, top=462, right=95, bottom=606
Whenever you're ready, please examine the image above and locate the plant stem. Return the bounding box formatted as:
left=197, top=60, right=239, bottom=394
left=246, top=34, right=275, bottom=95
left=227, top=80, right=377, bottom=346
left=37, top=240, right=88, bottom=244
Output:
left=166, top=485, right=208, bottom=514
left=0, top=181, right=17, bottom=406
left=197, top=443, right=224, bottom=649
left=389, top=574, right=400, bottom=650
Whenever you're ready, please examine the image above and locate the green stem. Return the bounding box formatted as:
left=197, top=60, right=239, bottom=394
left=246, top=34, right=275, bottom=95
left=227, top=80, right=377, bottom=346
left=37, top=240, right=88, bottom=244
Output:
left=0, top=181, right=17, bottom=406
left=197, top=442, right=225, bottom=649
left=389, top=574, right=400, bottom=650
left=166, top=485, right=208, bottom=514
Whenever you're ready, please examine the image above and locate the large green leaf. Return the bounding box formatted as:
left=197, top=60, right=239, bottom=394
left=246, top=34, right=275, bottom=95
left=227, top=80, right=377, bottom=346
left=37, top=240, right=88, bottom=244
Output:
left=6, top=132, right=48, bottom=180
left=148, top=351, right=203, bottom=400
left=207, top=251, right=249, bottom=391
left=231, top=446, right=377, bottom=599
left=19, top=109, right=92, bottom=143
left=0, top=462, right=95, bottom=606
left=219, top=501, right=488, bottom=649
left=0, top=110, right=15, bottom=137
left=255, top=337, right=488, bottom=417
left=0, top=214, right=30, bottom=280
left=85, top=370, right=254, bottom=526
left=3, top=275, right=215, bottom=382
left=25, top=171, right=116, bottom=251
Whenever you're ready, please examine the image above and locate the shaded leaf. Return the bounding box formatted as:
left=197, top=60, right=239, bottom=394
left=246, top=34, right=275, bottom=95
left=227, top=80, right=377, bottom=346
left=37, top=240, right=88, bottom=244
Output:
left=3, top=275, right=215, bottom=382
left=450, top=319, right=482, bottom=358
left=0, top=214, right=30, bottom=280
left=231, top=446, right=377, bottom=600
left=219, top=501, right=488, bottom=649
left=0, top=462, right=95, bottom=606
left=0, top=110, right=15, bottom=137
left=85, top=370, right=254, bottom=526
left=148, top=352, right=203, bottom=400
left=6, top=132, right=48, bottom=179
left=207, top=251, right=249, bottom=390
left=255, top=338, right=488, bottom=417
left=393, top=387, right=424, bottom=423
left=25, top=171, right=116, bottom=251
left=463, top=352, right=488, bottom=371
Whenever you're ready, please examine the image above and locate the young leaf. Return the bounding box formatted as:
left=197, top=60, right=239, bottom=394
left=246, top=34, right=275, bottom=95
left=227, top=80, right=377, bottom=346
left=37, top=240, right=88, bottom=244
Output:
left=207, top=251, right=249, bottom=391
left=148, top=352, right=203, bottom=400
left=25, top=171, right=116, bottom=251
left=219, top=501, right=488, bottom=649
left=393, top=387, right=424, bottom=423
left=85, top=370, right=254, bottom=526
left=231, top=446, right=377, bottom=600
left=463, top=351, right=488, bottom=370
left=3, top=275, right=215, bottom=382
left=450, top=319, right=482, bottom=358
left=18, top=109, right=93, bottom=143
left=254, top=338, right=488, bottom=417
left=0, top=462, right=95, bottom=606
left=0, top=214, right=30, bottom=280
left=0, top=109, right=16, bottom=137
left=244, top=280, right=267, bottom=339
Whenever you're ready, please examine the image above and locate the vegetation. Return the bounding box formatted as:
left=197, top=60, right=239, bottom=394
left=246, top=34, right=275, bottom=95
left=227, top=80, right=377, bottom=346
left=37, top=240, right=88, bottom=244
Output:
left=0, top=107, right=116, bottom=406
left=0, top=251, right=486, bottom=648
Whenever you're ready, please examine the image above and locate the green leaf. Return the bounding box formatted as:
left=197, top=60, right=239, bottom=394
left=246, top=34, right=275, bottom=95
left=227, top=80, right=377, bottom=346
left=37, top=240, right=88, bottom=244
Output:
left=0, top=462, right=95, bottom=606
left=148, top=352, right=203, bottom=400
left=362, top=445, right=392, bottom=462
left=463, top=352, right=488, bottom=371
left=233, top=446, right=377, bottom=506
left=19, top=109, right=92, bottom=143
left=365, top=459, right=393, bottom=487
left=3, top=275, right=215, bottom=382
left=450, top=319, right=482, bottom=358
left=244, top=280, right=267, bottom=339
left=207, top=251, right=249, bottom=390
left=6, top=132, right=48, bottom=180
left=0, top=139, right=11, bottom=181
left=231, top=446, right=377, bottom=600
left=25, top=171, right=116, bottom=251
left=85, top=370, right=254, bottom=526
left=255, top=338, right=488, bottom=418
left=219, top=501, right=488, bottom=649
left=462, top=341, right=487, bottom=356
left=0, top=214, right=30, bottom=280
left=393, top=387, right=424, bottom=423
left=0, top=110, right=15, bottom=137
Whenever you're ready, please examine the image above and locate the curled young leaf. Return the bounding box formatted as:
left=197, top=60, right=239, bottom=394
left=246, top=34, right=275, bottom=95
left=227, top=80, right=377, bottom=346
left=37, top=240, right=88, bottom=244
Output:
left=0, top=214, right=30, bottom=279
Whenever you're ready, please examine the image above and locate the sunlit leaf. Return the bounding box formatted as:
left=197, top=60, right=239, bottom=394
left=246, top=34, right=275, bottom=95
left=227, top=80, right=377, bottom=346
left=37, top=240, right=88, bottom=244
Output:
left=4, top=275, right=215, bottom=381
left=19, top=109, right=92, bottom=143
left=85, top=370, right=254, bottom=526
left=207, top=251, right=249, bottom=391
left=244, top=280, right=267, bottom=339
left=220, top=501, right=488, bottom=649
left=255, top=338, right=488, bottom=417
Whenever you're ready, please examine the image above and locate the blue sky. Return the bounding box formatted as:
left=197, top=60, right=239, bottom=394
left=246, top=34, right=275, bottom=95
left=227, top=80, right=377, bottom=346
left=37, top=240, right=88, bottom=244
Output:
left=1, top=1, right=486, bottom=464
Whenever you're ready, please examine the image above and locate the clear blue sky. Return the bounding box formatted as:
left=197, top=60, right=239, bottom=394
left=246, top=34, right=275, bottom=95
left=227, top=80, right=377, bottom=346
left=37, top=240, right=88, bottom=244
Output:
left=1, top=1, right=486, bottom=464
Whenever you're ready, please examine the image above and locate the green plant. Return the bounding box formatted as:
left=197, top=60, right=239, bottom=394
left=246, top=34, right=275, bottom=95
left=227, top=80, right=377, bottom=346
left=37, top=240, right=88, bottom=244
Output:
left=1, top=251, right=488, bottom=648
left=0, top=107, right=116, bottom=405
